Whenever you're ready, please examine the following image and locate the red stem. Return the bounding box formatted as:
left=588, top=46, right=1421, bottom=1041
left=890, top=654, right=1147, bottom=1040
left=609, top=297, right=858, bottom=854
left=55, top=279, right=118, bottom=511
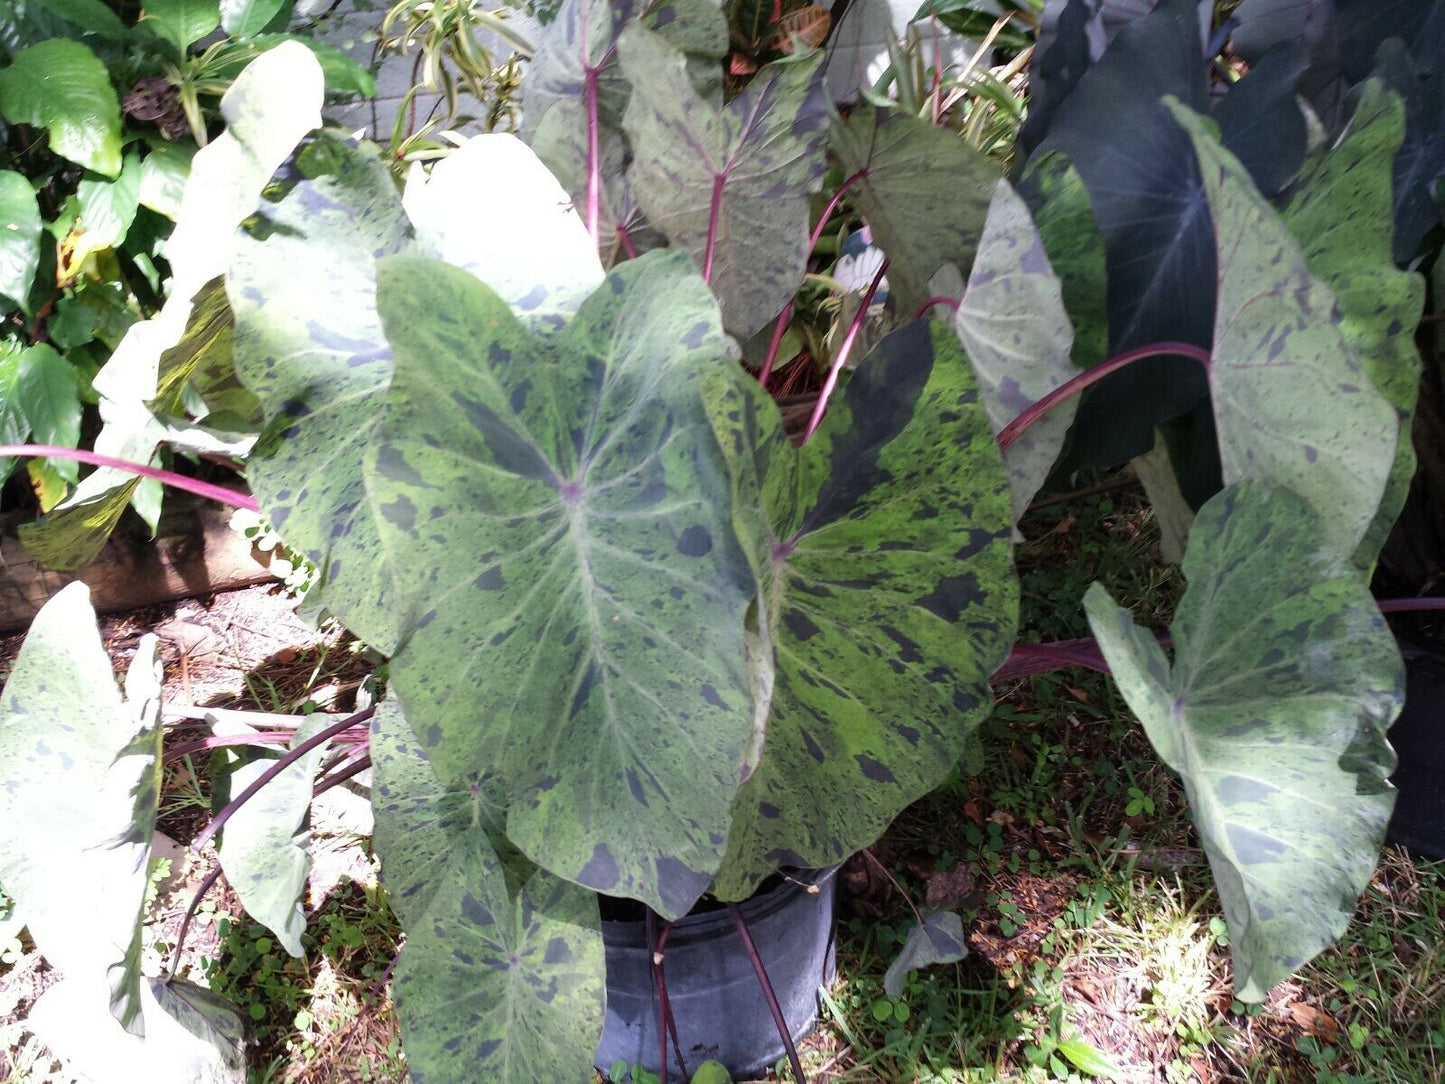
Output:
left=1379, top=598, right=1445, bottom=613
left=915, top=295, right=960, bottom=320
left=702, top=173, right=726, bottom=283
left=0, top=444, right=257, bottom=510
left=758, top=301, right=793, bottom=387
left=996, top=342, right=1211, bottom=452
left=809, top=170, right=865, bottom=254
left=616, top=222, right=638, bottom=259
left=584, top=64, right=601, bottom=243
left=727, top=903, right=808, bottom=1084
left=803, top=259, right=890, bottom=442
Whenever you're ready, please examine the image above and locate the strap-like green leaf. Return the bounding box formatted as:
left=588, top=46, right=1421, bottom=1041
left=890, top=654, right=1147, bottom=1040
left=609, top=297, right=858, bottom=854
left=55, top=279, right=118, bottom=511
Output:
left=0, top=39, right=122, bottom=177
left=1280, top=80, right=1426, bottom=571
left=0, top=584, right=160, bottom=1034
left=1085, top=481, right=1402, bottom=1001
left=831, top=102, right=1001, bottom=318
left=705, top=321, right=1017, bottom=899
left=0, top=170, right=40, bottom=314
left=620, top=27, right=828, bottom=337
left=952, top=179, right=1076, bottom=521
left=368, top=251, right=756, bottom=918
left=1169, top=101, right=1399, bottom=560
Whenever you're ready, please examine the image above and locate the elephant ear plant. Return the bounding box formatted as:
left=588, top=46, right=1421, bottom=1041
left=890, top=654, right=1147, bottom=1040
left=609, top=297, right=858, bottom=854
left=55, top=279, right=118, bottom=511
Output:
left=0, top=14, right=1425, bottom=1084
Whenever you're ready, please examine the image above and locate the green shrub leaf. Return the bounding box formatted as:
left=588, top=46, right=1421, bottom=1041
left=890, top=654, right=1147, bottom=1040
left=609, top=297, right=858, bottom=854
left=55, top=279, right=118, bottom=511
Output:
left=142, top=0, right=221, bottom=52
left=0, top=39, right=123, bottom=177
left=220, top=0, right=285, bottom=38
left=705, top=321, right=1017, bottom=899
left=0, top=169, right=40, bottom=314
left=1085, top=481, right=1402, bottom=1001
left=367, top=251, right=755, bottom=919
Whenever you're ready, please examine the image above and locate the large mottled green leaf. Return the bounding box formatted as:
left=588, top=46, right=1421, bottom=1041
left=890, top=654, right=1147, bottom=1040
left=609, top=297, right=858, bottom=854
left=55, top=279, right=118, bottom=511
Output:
left=391, top=836, right=604, bottom=1084
left=952, top=179, right=1075, bottom=521
left=1084, top=481, right=1402, bottom=1002
left=230, top=133, right=412, bottom=653
left=0, top=169, right=40, bottom=313
left=831, top=102, right=1001, bottom=319
left=154, top=278, right=260, bottom=424
left=401, top=133, right=603, bottom=323
left=619, top=28, right=827, bottom=337
left=0, top=39, right=122, bottom=177
left=370, top=699, right=532, bottom=929
left=1280, top=81, right=1425, bottom=572
left=1171, top=103, right=1399, bottom=559
left=213, top=711, right=331, bottom=958
left=0, top=584, right=161, bottom=1034
left=367, top=251, right=755, bottom=918
left=521, top=0, right=728, bottom=248
left=705, top=321, right=1018, bottom=899
left=1016, top=152, right=1108, bottom=372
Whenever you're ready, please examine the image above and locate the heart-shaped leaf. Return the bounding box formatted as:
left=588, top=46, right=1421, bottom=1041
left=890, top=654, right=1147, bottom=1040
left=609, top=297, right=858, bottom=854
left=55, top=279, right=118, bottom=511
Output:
left=883, top=909, right=968, bottom=996
left=1085, top=481, right=1402, bottom=1001
left=1170, top=101, right=1398, bottom=559
left=391, top=835, right=604, bottom=1084
left=367, top=251, right=756, bottom=919
left=620, top=26, right=828, bottom=337
left=0, top=39, right=123, bottom=177
left=830, top=102, right=1001, bottom=319
left=705, top=321, right=1017, bottom=899
left=1280, top=79, right=1425, bottom=570
left=952, top=179, right=1075, bottom=521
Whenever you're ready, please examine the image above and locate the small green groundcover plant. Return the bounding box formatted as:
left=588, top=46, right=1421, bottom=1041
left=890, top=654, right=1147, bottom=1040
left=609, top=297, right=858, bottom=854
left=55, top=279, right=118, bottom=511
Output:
left=0, top=0, right=1436, bottom=1079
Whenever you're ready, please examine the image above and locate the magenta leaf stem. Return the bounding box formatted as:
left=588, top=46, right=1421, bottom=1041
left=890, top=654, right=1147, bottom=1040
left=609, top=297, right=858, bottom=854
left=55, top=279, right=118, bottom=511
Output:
left=996, top=342, right=1212, bottom=452
left=702, top=173, right=726, bottom=283
left=758, top=301, right=794, bottom=386
left=0, top=444, right=258, bottom=511
left=191, top=706, right=376, bottom=854
left=584, top=64, right=602, bottom=243
left=809, top=169, right=866, bottom=254
left=915, top=295, right=960, bottom=320
left=803, top=258, right=890, bottom=442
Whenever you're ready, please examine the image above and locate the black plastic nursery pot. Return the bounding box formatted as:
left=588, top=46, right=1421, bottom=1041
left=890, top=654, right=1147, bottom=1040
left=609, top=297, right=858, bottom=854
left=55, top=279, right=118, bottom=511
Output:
left=1385, top=634, right=1445, bottom=859
left=595, top=868, right=838, bottom=1081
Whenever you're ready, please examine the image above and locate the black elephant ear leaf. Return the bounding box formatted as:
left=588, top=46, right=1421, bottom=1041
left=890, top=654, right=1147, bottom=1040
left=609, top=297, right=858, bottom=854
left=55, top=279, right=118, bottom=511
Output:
left=883, top=909, right=968, bottom=997
left=704, top=321, right=1018, bottom=900
left=367, top=250, right=756, bottom=920
left=1085, top=481, right=1403, bottom=1002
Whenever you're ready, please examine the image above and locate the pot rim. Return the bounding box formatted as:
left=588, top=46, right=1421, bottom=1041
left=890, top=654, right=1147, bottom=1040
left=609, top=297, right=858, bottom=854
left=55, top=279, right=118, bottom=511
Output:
left=599, top=866, right=839, bottom=946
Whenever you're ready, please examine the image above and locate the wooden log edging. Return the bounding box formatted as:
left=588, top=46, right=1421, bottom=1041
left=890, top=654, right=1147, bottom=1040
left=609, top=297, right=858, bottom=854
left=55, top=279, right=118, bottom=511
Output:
left=0, top=496, right=276, bottom=633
